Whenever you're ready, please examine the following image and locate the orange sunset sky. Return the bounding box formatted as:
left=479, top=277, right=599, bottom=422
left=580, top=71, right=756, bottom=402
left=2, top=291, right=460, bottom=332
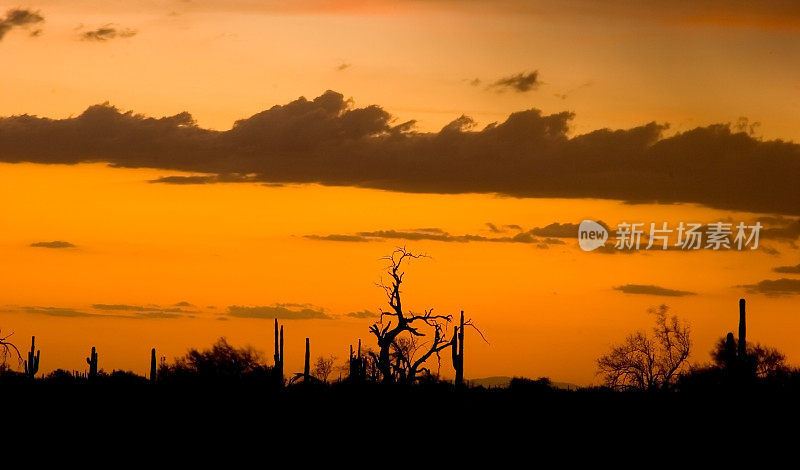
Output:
left=2, top=0, right=800, bottom=385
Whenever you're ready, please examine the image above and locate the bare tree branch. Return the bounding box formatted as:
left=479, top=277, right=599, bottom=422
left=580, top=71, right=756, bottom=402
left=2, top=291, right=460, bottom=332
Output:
left=368, top=247, right=454, bottom=384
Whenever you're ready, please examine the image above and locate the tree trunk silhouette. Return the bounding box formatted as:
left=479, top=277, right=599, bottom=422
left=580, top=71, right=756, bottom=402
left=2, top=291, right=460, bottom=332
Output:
left=368, top=249, right=483, bottom=384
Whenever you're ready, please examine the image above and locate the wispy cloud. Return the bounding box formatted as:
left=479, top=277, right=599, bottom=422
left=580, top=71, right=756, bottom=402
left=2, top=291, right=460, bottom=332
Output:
left=227, top=303, right=331, bottom=320
left=91, top=303, right=191, bottom=319
left=21, top=302, right=196, bottom=319
left=773, top=263, right=800, bottom=274
left=613, top=284, right=696, bottom=297
left=24, top=306, right=95, bottom=318
left=345, top=310, right=378, bottom=319
left=740, top=278, right=800, bottom=296
left=0, top=8, right=44, bottom=41
left=30, top=241, right=76, bottom=249
left=80, top=25, right=137, bottom=42
left=304, top=226, right=567, bottom=248
left=92, top=303, right=186, bottom=312
left=489, top=71, right=540, bottom=92
left=759, top=216, right=800, bottom=241
left=305, top=234, right=371, bottom=242
left=149, top=173, right=257, bottom=184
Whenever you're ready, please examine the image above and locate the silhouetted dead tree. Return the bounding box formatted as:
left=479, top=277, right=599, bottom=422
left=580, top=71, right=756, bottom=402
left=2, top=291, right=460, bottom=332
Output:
left=0, top=329, right=22, bottom=369
left=597, top=305, right=691, bottom=391
left=368, top=248, right=479, bottom=384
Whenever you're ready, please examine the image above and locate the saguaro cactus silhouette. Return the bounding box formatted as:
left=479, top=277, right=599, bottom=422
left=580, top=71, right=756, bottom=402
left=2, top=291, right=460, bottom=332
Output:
left=349, top=339, right=366, bottom=381
left=451, top=311, right=465, bottom=387
left=150, top=348, right=157, bottom=383
left=721, top=298, right=754, bottom=382
left=24, top=336, right=40, bottom=379
left=738, top=298, right=747, bottom=359
left=274, top=319, right=284, bottom=381
left=86, top=346, right=98, bottom=379
left=288, top=336, right=319, bottom=384
left=304, top=337, right=310, bottom=379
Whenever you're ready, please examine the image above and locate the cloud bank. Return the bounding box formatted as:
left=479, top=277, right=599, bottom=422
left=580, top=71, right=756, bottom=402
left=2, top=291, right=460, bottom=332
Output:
left=2, top=91, right=800, bottom=215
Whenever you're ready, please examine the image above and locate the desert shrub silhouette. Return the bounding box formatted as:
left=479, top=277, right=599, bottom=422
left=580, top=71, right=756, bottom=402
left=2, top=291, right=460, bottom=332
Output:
left=596, top=305, right=691, bottom=391
left=508, top=377, right=556, bottom=392
left=157, top=337, right=279, bottom=386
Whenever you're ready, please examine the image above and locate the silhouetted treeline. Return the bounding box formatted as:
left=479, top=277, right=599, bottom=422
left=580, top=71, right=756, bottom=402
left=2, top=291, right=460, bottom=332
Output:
left=1, top=252, right=796, bottom=395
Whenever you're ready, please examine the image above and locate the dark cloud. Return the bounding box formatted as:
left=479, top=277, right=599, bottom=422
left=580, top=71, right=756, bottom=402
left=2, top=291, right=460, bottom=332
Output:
left=0, top=8, right=44, bottom=41
left=486, top=222, right=502, bottom=233
left=759, top=217, right=800, bottom=241
left=92, top=303, right=187, bottom=312
left=149, top=175, right=218, bottom=184
left=227, top=303, right=331, bottom=320
left=149, top=173, right=256, bottom=184
left=613, top=284, right=696, bottom=297
left=92, top=304, right=145, bottom=311
left=354, top=229, right=488, bottom=243
left=21, top=303, right=192, bottom=319
left=305, top=234, right=371, bottom=242
left=25, top=306, right=94, bottom=317
left=489, top=71, right=540, bottom=92
left=304, top=226, right=568, bottom=247
left=346, top=310, right=378, bottom=319
left=91, top=303, right=190, bottom=318
left=530, top=222, right=584, bottom=238
left=554, top=81, right=592, bottom=100
left=773, top=263, right=800, bottom=274
left=3, top=90, right=800, bottom=215
left=30, top=241, right=75, bottom=249
left=741, top=278, right=800, bottom=296
left=80, top=25, right=137, bottom=42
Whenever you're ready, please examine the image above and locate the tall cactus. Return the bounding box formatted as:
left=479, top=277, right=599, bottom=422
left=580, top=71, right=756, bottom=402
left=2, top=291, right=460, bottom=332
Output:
left=23, top=336, right=40, bottom=379
left=150, top=348, right=157, bottom=383
left=274, top=319, right=284, bottom=383
left=349, top=339, right=366, bottom=381
left=86, top=346, right=98, bottom=379
left=304, top=337, right=310, bottom=379
left=724, top=299, right=753, bottom=382
left=451, top=311, right=465, bottom=387
left=738, top=298, right=747, bottom=359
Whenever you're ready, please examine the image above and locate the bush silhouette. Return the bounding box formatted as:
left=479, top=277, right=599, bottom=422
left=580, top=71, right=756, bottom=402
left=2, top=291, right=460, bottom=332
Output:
left=158, top=337, right=276, bottom=385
